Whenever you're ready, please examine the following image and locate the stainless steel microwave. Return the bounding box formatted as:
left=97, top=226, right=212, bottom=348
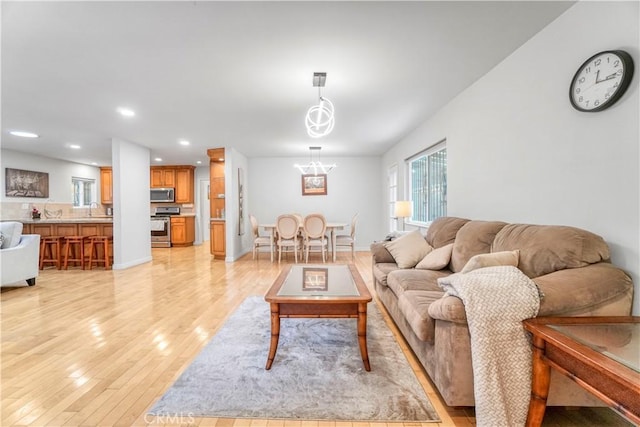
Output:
left=150, top=187, right=175, bottom=203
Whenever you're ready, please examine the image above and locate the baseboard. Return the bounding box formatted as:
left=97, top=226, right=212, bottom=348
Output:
left=112, top=256, right=153, bottom=270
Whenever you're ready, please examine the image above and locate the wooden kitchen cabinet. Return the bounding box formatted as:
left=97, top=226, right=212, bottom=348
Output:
left=79, top=223, right=113, bottom=237
left=208, top=148, right=226, bottom=258
left=210, top=220, right=225, bottom=258
left=100, top=167, right=113, bottom=205
left=150, top=166, right=195, bottom=204
left=23, top=222, right=113, bottom=238
left=150, top=167, right=176, bottom=188
left=174, top=167, right=195, bottom=204
left=170, top=216, right=195, bottom=247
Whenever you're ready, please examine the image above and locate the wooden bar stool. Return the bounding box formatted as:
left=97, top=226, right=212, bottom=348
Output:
left=39, top=236, right=64, bottom=270
left=63, top=236, right=89, bottom=270
left=87, top=236, right=113, bottom=270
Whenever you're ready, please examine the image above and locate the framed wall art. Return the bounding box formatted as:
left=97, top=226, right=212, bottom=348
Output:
left=238, top=167, right=245, bottom=236
left=301, top=174, right=327, bottom=196
left=5, top=168, right=49, bottom=198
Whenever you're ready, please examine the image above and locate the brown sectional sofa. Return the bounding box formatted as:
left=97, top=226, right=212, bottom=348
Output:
left=371, top=217, right=633, bottom=407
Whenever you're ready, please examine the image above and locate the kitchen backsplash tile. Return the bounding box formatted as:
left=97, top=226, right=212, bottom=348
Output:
left=0, top=201, right=107, bottom=220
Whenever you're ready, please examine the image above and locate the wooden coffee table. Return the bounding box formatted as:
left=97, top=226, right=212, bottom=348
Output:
left=264, top=264, right=373, bottom=371
left=523, top=316, right=640, bottom=426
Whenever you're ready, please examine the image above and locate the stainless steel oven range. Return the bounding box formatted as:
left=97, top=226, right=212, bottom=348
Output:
left=151, top=206, right=180, bottom=248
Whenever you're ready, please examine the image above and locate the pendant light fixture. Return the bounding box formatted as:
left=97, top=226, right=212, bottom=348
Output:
left=305, top=72, right=335, bottom=138
left=294, top=146, right=337, bottom=175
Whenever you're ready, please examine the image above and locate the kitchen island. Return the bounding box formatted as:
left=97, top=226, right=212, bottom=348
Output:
left=20, top=217, right=113, bottom=238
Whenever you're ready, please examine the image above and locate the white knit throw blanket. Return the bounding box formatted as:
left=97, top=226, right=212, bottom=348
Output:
left=437, top=265, right=541, bottom=427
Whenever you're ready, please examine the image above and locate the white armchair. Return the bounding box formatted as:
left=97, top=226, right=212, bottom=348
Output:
left=1, top=222, right=40, bottom=287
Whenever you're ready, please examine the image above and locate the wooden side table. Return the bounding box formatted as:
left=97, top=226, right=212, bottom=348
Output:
left=523, top=316, right=640, bottom=427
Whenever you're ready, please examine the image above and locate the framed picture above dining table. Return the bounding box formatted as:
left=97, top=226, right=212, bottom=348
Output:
left=301, top=174, right=327, bottom=196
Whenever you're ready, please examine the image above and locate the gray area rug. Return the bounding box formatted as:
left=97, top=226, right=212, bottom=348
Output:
left=149, top=295, right=440, bottom=422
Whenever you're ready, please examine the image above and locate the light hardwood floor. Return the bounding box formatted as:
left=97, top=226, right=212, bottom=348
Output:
left=1, top=245, right=630, bottom=427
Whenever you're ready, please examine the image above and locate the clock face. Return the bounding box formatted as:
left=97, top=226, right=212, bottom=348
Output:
left=569, top=50, right=634, bottom=112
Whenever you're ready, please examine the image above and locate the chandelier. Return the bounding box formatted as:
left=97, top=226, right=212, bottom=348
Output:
left=305, top=72, right=335, bottom=138
left=294, top=146, right=337, bottom=175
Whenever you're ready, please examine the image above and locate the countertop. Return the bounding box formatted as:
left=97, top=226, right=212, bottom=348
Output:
left=12, top=214, right=195, bottom=223
left=16, top=217, right=114, bottom=224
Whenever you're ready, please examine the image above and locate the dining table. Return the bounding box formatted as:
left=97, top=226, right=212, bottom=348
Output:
left=259, top=221, right=347, bottom=262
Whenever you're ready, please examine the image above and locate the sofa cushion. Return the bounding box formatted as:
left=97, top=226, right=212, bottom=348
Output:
left=425, top=216, right=469, bottom=248
left=460, top=250, right=520, bottom=274
left=387, top=268, right=451, bottom=297
left=492, top=224, right=610, bottom=278
left=535, top=263, right=633, bottom=316
left=372, top=263, right=402, bottom=287
left=416, top=243, right=454, bottom=270
left=429, top=262, right=634, bottom=324
left=397, top=290, right=443, bottom=342
left=384, top=229, right=432, bottom=268
left=370, top=242, right=396, bottom=263
left=0, top=222, right=23, bottom=249
left=450, top=220, right=508, bottom=272
left=427, top=295, right=468, bottom=324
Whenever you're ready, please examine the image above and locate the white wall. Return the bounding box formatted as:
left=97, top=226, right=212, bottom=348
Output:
left=383, top=1, right=639, bottom=314
left=111, top=138, right=152, bottom=269
left=247, top=155, right=383, bottom=254
left=1, top=149, right=100, bottom=204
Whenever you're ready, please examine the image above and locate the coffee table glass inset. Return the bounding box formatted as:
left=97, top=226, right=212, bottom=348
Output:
left=264, top=264, right=372, bottom=371
left=548, top=322, right=639, bottom=372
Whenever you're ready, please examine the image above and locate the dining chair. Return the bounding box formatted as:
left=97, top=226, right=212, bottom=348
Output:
left=250, top=214, right=274, bottom=261
left=292, top=212, right=305, bottom=239
left=303, top=213, right=328, bottom=263
left=276, top=214, right=302, bottom=263
left=292, top=213, right=304, bottom=226
left=335, top=213, right=358, bottom=261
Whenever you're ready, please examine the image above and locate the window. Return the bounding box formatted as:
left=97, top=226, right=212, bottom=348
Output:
left=72, top=177, right=96, bottom=207
left=387, top=165, right=398, bottom=232
left=406, top=140, right=447, bottom=225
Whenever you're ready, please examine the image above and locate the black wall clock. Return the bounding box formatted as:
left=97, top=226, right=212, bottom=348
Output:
left=569, top=50, right=634, bottom=112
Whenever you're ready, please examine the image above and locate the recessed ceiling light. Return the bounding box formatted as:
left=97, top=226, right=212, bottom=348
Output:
left=9, top=130, right=39, bottom=138
left=117, top=107, right=135, bottom=117
left=154, top=157, right=163, bottom=162
left=179, top=140, right=190, bottom=146
left=91, top=162, right=98, bottom=166
left=69, top=144, right=81, bottom=149
left=196, top=160, right=202, bottom=165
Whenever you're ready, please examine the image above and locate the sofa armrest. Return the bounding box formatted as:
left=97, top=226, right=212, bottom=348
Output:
left=428, top=295, right=468, bottom=324
left=1, top=234, right=40, bottom=286
left=427, top=262, right=634, bottom=323
left=370, top=241, right=395, bottom=263
left=534, top=263, right=633, bottom=316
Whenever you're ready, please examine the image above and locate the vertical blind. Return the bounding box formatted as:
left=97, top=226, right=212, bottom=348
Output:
left=408, top=142, right=447, bottom=224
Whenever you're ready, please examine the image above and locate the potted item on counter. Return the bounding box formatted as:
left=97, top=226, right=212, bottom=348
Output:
left=31, top=208, right=41, bottom=219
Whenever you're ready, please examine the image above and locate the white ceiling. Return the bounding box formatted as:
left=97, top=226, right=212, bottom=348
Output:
left=1, top=1, right=574, bottom=167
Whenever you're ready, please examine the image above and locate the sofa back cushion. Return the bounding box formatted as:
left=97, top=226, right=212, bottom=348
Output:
left=425, top=216, right=469, bottom=249
left=461, top=250, right=520, bottom=274
left=0, top=221, right=23, bottom=249
left=384, top=229, right=432, bottom=268
left=492, top=224, right=610, bottom=278
left=450, top=221, right=508, bottom=272
left=416, top=243, right=454, bottom=270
